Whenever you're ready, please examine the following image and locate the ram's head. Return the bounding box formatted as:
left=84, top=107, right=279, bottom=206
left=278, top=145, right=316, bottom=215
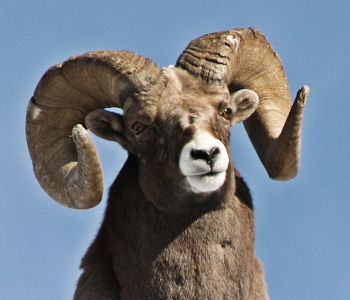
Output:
left=26, top=28, right=309, bottom=213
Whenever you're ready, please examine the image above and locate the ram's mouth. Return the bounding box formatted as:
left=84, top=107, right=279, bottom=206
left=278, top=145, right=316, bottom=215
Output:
left=187, top=170, right=224, bottom=181
left=200, top=171, right=221, bottom=177
left=185, top=170, right=226, bottom=193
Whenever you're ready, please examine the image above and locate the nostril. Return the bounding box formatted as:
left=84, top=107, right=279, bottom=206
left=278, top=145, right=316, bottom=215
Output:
left=210, top=147, right=220, bottom=159
left=191, top=149, right=211, bottom=161
left=190, top=147, right=220, bottom=167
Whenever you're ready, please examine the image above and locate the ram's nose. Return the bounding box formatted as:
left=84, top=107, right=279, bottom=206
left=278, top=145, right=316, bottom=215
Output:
left=179, top=132, right=229, bottom=176
left=179, top=132, right=229, bottom=193
left=190, top=147, right=220, bottom=169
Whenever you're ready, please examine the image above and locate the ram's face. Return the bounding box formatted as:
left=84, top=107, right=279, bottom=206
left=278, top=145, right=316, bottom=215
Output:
left=86, top=68, right=258, bottom=213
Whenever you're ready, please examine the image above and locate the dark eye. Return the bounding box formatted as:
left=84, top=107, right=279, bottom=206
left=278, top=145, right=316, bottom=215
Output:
left=221, top=108, right=233, bottom=120
left=131, top=122, right=146, bottom=135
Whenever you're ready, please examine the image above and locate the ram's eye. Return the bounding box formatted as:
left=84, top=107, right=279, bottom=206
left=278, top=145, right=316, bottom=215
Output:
left=131, top=122, right=146, bottom=135
left=221, top=108, right=233, bottom=120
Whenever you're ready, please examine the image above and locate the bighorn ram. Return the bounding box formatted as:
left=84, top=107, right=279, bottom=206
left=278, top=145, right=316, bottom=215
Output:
left=26, top=28, right=309, bottom=299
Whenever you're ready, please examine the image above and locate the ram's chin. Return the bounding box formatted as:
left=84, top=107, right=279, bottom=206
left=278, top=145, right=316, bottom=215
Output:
left=185, top=171, right=226, bottom=194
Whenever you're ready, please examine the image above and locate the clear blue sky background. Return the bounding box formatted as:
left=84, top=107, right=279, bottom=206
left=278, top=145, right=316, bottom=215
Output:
left=1, top=1, right=349, bottom=299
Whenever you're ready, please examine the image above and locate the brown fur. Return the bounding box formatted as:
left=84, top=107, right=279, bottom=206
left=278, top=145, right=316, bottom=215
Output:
left=75, top=156, right=268, bottom=299
left=74, top=68, right=269, bottom=299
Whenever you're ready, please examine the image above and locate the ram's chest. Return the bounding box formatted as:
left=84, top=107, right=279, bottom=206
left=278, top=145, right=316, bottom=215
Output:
left=113, top=202, right=256, bottom=299
left=147, top=239, right=254, bottom=299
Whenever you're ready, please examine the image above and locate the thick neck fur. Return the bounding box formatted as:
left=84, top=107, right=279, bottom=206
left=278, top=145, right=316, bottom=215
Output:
left=81, top=155, right=268, bottom=300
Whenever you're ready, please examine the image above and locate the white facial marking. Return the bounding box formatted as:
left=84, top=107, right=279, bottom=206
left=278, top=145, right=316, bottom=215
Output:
left=31, top=106, right=41, bottom=119
left=186, top=172, right=227, bottom=193
left=179, top=132, right=229, bottom=193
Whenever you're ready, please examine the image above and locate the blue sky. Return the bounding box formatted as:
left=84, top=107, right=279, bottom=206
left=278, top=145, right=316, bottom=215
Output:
left=1, top=0, right=349, bottom=299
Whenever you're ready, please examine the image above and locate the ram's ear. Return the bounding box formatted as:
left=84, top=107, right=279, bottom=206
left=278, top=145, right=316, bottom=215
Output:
left=230, top=89, right=259, bottom=125
left=85, top=109, right=128, bottom=147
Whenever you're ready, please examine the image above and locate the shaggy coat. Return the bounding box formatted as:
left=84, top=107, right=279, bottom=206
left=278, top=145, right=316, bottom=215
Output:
left=74, top=156, right=269, bottom=299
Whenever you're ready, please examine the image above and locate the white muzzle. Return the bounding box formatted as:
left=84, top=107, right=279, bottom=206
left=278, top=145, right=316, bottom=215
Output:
left=179, top=132, right=229, bottom=193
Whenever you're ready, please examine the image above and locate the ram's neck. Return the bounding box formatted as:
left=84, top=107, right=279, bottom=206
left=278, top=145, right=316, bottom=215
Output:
left=105, top=153, right=254, bottom=243
left=107, top=154, right=254, bottom=218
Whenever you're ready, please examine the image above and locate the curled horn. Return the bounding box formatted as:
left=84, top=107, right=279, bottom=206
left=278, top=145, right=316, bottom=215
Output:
left=26, top=50, right=161, bottom=208
left=176, top=28, right=310, bottom=180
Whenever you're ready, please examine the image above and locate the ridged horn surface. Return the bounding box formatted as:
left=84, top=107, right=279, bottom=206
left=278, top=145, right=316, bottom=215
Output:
left=26, top=50, right=161, bottom=208
left=176, top=28, right=309, bottom=180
